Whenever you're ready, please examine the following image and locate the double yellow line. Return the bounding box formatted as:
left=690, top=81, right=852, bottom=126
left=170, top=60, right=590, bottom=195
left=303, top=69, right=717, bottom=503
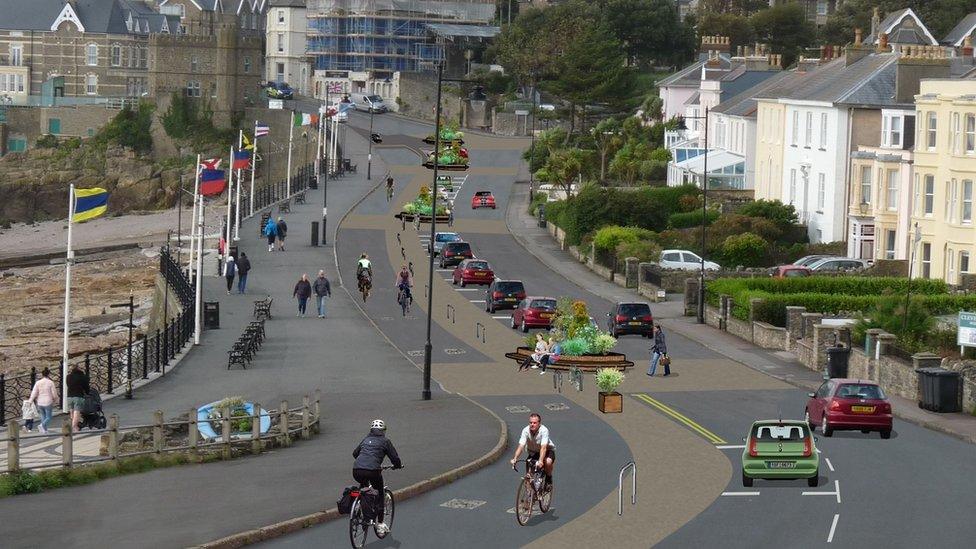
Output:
left=634, top=393, right=726, bottom=445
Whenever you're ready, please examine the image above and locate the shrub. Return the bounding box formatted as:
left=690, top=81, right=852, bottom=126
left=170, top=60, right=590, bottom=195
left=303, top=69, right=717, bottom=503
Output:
left=616, top=239, right=662, bottom=263
left=595, top=368, right=625, bottom=393
left=96, top=102, right=154, bottom=153
left=593, top=225, right=652, bottom=252
left=560, top=337, right=591, bottom=356
left=591, top=334, right=617, bottom=355
left=677, top=194, right=701, bottom=212
left=721, top=232, right=769, bottom=268
left=668, top=209, right=719, bottom=229
left=36, top=134, right=59, bottom=148
left=854, top=295, right=935, bottom=353
left=738, top=199, right=798, bottom=226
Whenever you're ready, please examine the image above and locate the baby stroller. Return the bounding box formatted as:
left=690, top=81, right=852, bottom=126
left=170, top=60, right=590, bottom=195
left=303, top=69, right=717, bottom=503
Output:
left=79, top=390, right=107, bottom=430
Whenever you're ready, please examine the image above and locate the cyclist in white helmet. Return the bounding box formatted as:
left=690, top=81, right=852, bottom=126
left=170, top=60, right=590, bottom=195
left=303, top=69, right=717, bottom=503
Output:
left=352, top=419, right=402, bottom=534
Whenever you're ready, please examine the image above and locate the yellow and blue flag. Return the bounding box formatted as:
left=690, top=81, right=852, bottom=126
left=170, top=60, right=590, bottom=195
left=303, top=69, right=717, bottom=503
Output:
left=72, top=187, right=108, bottom=223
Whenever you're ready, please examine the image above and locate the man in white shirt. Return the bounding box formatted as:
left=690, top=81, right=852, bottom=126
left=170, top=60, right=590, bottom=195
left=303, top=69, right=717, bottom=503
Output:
left=510, top=412, right=555, bottom=486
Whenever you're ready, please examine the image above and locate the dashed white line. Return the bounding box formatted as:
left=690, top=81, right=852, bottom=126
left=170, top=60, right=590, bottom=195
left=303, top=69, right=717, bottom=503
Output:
left=469, top=300, right=486, bottom=303
left=721, top=491, right=760, bottom=497
left=492, top=315, right=510, bottom=319
left=834, top=480, right=841, bottom=503
left=827, top=513, right=839, bottom=543
left=715, top=445, right=745, bottom=450
left=825, top=458, right=834, bottom=472
left=456, top=289, right=481, bottom=292
left=435, top=269, right=453, bottom=272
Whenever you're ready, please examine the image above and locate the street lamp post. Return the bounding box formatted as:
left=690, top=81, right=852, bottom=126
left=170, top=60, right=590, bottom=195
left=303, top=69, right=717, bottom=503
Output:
left=677, top=109, right=710, bottom=324
left=904, top=222, right=922, bottom=333
left=110, top=294, right=137, bottom=399
left=322, top=86, right=331, bottom=245
left=367, top=106, right=375, bottom=180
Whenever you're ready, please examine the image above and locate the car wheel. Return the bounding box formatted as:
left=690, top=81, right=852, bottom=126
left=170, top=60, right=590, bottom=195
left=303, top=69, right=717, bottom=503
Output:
left=741, top=471, right=753, bottom=487
left=488, top=303, right=495, bottom=314
left=807, top=470, right=819, bottom=488
left=880, top=430, right=891, bottom=439
left=822, top=413, right=832, bottom=437
left=460, top=280, right=467, bottom=288
left=860, top=429, right=870, bottom=434
left=511, top=316, right=517, bottom=329
left=521, top=320, right=528, bottom=333
left=452, top=276, right=457, bottom=285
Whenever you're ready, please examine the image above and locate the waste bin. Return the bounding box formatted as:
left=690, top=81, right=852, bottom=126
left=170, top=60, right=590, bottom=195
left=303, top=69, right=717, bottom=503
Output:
left=311, top=221, right=319, bottom=246
left=203, top=301, right=220, bottom=329
left=538, top=205, right=547, bottom=229
left=917, top=367, right=961, bottom=412
left=825, top=344, right=850, bottom=378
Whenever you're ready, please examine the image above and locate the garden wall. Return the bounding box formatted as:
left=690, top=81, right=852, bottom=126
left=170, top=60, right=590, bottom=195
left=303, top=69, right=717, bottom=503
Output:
left=753, top=322, right=789, bottom=351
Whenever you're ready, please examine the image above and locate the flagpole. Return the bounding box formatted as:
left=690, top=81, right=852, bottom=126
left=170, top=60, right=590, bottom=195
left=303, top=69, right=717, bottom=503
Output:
left=188, top=154, right=201, bottom=273
left=286, top=113, right=294, bottom=197
left=194, top=193, right=203, bottom=345
left=250, top=121, right=257, bottom=216
left=224, top=144, right=233, bottom=271
left=234, top=130, right=242, bottom=241
left=332, top=117, right=339, bottom=173
left=61, top=185, right=76, bottom=413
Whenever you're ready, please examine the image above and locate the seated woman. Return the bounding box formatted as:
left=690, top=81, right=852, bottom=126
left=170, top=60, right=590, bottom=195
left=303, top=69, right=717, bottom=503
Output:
left=538, top=337, right=561, bottom=375
left=521, top=333, right=549, bottom=372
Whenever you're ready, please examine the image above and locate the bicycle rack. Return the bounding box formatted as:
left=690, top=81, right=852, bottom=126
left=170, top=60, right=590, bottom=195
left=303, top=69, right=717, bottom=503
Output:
left=618, top=461, right=637, bottom=516
left=396, top=233, right=401, bottom=244
left=570, top=367, right=583, bottom=392
left=447, top=304, right=455, bottom=324
left=553, top=371, right=563, bottom=393
left=475, top=322, right=486, bottom=343
left=401, top=217, right=406, bottom=230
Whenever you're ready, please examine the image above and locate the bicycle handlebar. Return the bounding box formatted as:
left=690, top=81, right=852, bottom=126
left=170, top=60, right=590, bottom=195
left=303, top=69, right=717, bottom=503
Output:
left=382, top=465, right=403, bottom=470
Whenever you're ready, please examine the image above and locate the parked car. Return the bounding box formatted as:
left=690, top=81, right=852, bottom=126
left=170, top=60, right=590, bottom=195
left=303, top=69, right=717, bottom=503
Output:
left=430, top=232, right=461, bottom=256
left=606, top=302, right=654, bottom=337
left=349, top=93, right=388, bottom=113
left=772, top=265, right=812, bottom=278
left=511, top=296, right=558, bottom=332
left=805, top=379, right=892, bottom=438
left=792, top=254, right=831, bottom=267
left=471, top=191, right=496, bottom=209
left=265, top=81, right=294, bottom=100
left=808, top=257, right=871, bottom=271
left=452, top=259, right=494, bottom=287
left=438, top=241, right=474, bottom=268
left=741, top=420, right=819, bottom=488
left=660, top=249, right=720, bottom=271
left=485, top=280, right=526, bottom=313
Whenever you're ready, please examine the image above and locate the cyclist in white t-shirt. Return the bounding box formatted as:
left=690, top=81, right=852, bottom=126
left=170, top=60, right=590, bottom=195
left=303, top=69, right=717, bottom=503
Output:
left=510, top=412, right=555, bottom=487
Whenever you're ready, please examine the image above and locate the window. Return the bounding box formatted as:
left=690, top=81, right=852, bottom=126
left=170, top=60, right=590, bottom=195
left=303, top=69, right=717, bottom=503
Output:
left=882, top=112, right=903, bottom=148
left=952, top=112, right=961, bottom=153
left=111, top=44, right=121, bottom=66
left=967, top=114, right=976, bottom=153
left=886, top=170, right=898, bottom=211
left=276, top=62, right=285, bottom=83
left=948, top=249, right=956, bottom=284
left=244, top=56, right=251, bottom=73
left=191, top=55, right=198, bottom=73
left=0, top=74, right=6, bottom=92
left=10, top=44, right=22, bottom=66
left=924, top=175, right=935, bottom=215
left=963, top=180, right=973, bottom=224
left=948, top=179, right=958, bottom=223
left=860, top=165, right=872, bottom=204
left=85, top=74, right=97, bottom=95
left=15, top=74, right=23, bottom=92
left=820, top=113, right=827, bottom=148
left=278, top=9, right=285, bottom=24
left=185, top=80, right=201, bottom=97
left=922, top=243, right=932, bottom=278
left=961, top=251, right=971, bottom=276
left=210, top=82, right=217, bottom=98
left=789, top=169, right=797, bottom=204
left=817, top=173, right=825, bottom=211
left=139, top=47, right=147, bottom=69
left=927, top=111, right=937, bottom=149
left=817, top=0, right=829, bottom=15
left=277, top=33, right=284, bottom=53
left=805, top=112, right=813, bottom=147
left=791, top=111, right=799, bottom=145
left=86, top=43, right=98, bottom=66
left=885, top=229, right=896, bottom=260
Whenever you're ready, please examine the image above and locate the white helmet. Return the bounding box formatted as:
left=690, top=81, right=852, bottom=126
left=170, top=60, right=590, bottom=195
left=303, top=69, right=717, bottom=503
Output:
left=371, top=419, right=386, bottom=430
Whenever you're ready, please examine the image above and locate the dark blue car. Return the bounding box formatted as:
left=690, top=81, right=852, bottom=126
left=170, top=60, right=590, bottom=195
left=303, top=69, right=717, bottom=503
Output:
left=265, top=81, right=294, bottom=100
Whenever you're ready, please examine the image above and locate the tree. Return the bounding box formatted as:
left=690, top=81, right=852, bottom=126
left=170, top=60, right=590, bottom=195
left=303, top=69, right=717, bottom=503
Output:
left=721, top=232, right=769, bottom=267
left=698, top=0, right=769, bottom=16
left=638, top=94, right=663, bottom=124
left=592, top=118, right=624, bottom=182
left=536, top=148, right=591, bottom=199
left=495, top=7, right=558, bottom=87
left=598, top=0, right=696, bottom=66
left=750, top=3, right=815, bottom=67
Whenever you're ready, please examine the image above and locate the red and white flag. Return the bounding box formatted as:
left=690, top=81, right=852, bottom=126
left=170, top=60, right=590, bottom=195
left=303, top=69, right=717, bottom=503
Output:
left=199, top=158, right=222, bottom=171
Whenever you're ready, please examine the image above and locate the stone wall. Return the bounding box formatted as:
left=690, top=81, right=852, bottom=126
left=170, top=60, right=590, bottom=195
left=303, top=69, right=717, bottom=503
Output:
left=395, top=72, right=463, bottom=125
left=754, top=321, right=789, bottom=350
left=727, top=315, right=753, bottom=342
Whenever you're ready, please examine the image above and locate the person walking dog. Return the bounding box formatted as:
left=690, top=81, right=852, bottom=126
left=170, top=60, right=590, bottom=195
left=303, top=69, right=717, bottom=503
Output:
left=264, top=217, right=278, bottom=252
left=313, top=270, right=332, bottom=318
left=293, top=273, right=312, bottom=316
left=648, top=325, right=670, bottom=377
left=237, top=253, right=251, bottom=294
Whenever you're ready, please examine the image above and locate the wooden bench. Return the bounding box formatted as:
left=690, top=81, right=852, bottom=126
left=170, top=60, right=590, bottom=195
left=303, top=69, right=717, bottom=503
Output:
left=295, top=190, right=307, bottom=204
left=253, top=297, right=273, bottom=320
left=228, top=347, right=247, bottom=370
left=278, top=200, right=291, bottom=214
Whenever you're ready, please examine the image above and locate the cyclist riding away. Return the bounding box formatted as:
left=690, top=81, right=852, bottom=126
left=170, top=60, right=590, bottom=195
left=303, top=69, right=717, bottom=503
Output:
left=356, top=253, right=372, bottom=290
left=353, top=419, right=402, bottom=535
left=510, top=413, right=555, bottom=488
left=394, top=264, right=413, bottom=304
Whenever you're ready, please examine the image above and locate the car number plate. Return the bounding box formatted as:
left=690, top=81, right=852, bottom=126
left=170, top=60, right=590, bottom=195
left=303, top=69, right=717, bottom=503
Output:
left=505, top=297, right=516, bottom=301
left=851, top=405, right=875, bottom=413
left=540, top=313, right=553, bottom=319
left=629, top=321, right=641, bottom=325
left=766, top=461, right=796, bottom=469
left=475, top=271, right=486, bottom=276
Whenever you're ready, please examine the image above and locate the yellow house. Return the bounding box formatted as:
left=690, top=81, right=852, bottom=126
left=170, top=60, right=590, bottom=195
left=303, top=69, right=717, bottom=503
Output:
left=754, top=99, right=787, bottom=201
left=912, top=79, right=976, bottom=283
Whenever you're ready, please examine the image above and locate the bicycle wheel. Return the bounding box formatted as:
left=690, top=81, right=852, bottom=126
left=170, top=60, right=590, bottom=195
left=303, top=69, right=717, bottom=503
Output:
left=348, top=499, right=369, bottom=549
left=400, top=294, right=407, bottom=316
left=539, top=478, right=553, bottom=513
left=515, top=478, right=535, bottom=526
left=374, top=488, right=395, bottom=539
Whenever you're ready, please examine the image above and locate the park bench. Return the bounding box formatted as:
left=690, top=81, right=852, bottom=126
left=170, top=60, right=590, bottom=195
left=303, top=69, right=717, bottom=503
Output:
left=253, top=296, right=273, bottom=320
left=295, top=190, right=307, bottom=204
left=278, top=200, right=291, bottom=214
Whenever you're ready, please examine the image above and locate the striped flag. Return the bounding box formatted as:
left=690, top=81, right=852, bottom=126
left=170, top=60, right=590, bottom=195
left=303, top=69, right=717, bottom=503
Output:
left=200, top=157, right=221, bottom=170
left=255, top=122, right=270, bottom=137
left=72, top=188, right=109, bottom=223
left=200, top=169, right=227, bottom=196
left=232, top=150, right=251, bottom=170
left=293, top=112, right=312, bottom=127
left=327, top=82, right=342, bottom=94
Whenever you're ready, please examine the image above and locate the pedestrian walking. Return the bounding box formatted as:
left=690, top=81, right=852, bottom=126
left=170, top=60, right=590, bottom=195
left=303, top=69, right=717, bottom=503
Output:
left=237, top=252, right=251, bottom=294
left=264, top=217, right=278, bottom=252
left=293, top=273, right=312, bottom=316
left=65, top=364, right=90, bottom=431
left=27, top=367, right=58, bottom=433
left=224, top=255, right=236, bottom=294
left=647, top=325, right=670, bottom=377
left=313, top=270, right=332, bottom=318
left=276, top=217, right=288, bottom=251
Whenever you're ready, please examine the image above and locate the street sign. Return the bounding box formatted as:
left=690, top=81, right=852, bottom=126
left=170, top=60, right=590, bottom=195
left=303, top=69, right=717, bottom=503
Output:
left=269, top=99, right=283, bottom=110
left=958, top=311, right=976, bottom=348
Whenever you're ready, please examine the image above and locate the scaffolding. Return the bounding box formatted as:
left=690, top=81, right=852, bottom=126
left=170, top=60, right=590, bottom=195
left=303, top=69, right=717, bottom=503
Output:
left=306, top=0, right=495, bottom=73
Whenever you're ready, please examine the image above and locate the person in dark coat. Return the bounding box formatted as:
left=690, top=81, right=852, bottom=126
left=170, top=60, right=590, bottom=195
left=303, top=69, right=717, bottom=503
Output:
left=313, top=270, right=332, bottom=318
left=648, top=325, right=669, bottom=377
left=223, top=255, right=236, bottom=294
left=293, top=273, right=312, bottom=316
left=237, top=253, right=251, bottom=294
left=276, top=217, right=288, bottom=251
left=65, top=365, right=90, bottom=431
left=352, top=419, right=402, bottom=533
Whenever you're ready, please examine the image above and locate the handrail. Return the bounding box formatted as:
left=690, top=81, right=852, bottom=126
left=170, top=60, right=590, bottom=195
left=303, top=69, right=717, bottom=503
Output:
left=475, top=322, right=486, bottom=344
left=618, top=461, right=636, bottom=516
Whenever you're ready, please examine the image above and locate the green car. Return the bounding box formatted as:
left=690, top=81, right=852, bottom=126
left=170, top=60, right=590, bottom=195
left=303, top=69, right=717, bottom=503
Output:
left=741, top=420, right=819, bottom=488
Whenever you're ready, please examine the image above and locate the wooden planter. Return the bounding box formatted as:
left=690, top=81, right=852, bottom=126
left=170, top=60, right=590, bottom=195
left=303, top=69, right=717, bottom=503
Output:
left=423, top=160, right=469, bottom=171
left=394, top=212, right=451, bottom=223
left=599, top=392, right=623, bottom=413
left=423, top=137, right=464, bottom=145
left=505, top=346, right=634, bottom=372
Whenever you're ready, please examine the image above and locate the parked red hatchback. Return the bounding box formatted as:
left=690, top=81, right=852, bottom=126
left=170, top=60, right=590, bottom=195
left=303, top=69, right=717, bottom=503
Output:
left=772, top=265, right=812, bottom=278
left=511, top=296, right=558, bottom=332
left=805, top=379, right=893, bottom=438
left=452, top=259, right=495, bottom=287
left=471, top=191, right=496, bottom=209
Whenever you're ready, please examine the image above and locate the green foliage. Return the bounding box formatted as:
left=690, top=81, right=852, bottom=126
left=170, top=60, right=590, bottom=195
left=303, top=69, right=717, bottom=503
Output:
left=854, top=295, right=935, bottom=354
left=94, top=102, right=154, bottom=154
left=36, top=134, right=59, bottom=148
left=597, top=0, right=696, bottom=66
left=560, top=337, right=591, bottom=356
left=721, top=232, right=769, bottom=268
left=535, top=148, right=591, bottom=198
left=529, top=192, right=549, bottom=216
left=161, top=93, right=234, bottom=149
left=668, top=209, right=719, bottom=229
left=593, top=225, right=652, bottom=252
left=737, top=199, right=799, bottom=227
left=750, top=2, right=815, bottom=67
left=591, top=333, right=618, bottom=355
left=595, top=368, right=625, bottom=392
left=616, top=238, right=662, bottom=263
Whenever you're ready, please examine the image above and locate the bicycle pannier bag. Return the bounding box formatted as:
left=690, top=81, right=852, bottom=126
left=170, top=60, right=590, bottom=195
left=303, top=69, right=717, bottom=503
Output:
left=359, top=487, right=378, bottom=522
left=337, top=485, right=358, bottom=515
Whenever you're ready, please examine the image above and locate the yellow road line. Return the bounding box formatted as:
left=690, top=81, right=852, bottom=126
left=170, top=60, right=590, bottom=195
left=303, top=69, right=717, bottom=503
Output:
left=633, top=394, right=727, bottom=445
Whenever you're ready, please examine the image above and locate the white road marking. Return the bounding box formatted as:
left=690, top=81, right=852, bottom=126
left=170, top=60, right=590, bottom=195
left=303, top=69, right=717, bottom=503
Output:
left=435, top=269, right=453, bottom=272
left=835, top=480, right=841, bottom=503
left=443, top=278, right=454, bottom=281
left=827, top=513, right=839, bottom=543
left=721, top=491, right=760, bottom=497
left=825, top=458, right=834, bottom=472
left=456, top=289, right=481, bottom=292
left=492, top=315, right=510, bottom=319
left=802, top=480, right=841, bottom=504
left=470, top=300, right=486, bottom=303
left=715, top=445, right=745, bottom=450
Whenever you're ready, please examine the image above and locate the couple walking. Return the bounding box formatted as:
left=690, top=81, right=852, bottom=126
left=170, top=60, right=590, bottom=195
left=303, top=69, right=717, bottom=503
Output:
left=293, top=270, right=332, bottom=317
left=264, top=217, right=288, bottom=252
left=223, top=252, right=252, bottom=294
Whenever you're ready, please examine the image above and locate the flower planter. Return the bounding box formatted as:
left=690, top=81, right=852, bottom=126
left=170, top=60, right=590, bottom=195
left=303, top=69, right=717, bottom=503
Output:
left=423, top=160, right=469, bottom=171
left=423, top=136, right=464, bottom=145
left=395, top=212, right=452, bottom=224
left=504, top=346, right=634, bottom=372
left=197, top=400, right=271, bottom=441
left=598, top=392, right=623, bottom=413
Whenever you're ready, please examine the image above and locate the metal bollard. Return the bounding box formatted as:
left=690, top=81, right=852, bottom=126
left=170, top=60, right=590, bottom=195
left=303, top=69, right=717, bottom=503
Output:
left=6, top=420, right=20, bottom=472
left=251, top=404, right=262, bottom=455
left=108, top=415, right=119, bottom=461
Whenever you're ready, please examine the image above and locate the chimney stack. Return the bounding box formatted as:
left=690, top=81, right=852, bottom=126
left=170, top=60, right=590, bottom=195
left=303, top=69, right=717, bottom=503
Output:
left=871, top=7, right=881, bottom=40
left=963, top=35, right=974, bottom=58
left=878, top=32, right=890, bottom=53
left=896, top=45, right=950, bottom=104
left=854, top=28, right=863, bottom=46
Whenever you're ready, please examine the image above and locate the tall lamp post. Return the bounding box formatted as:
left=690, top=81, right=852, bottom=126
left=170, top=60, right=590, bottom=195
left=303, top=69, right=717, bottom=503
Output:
left=904, top=222, right=922, bottom=332
left=678, top=108, right=710, bottom=324
left=321, top=85, right=331, bottom=245
left=367, top=106, right=375, bottom=180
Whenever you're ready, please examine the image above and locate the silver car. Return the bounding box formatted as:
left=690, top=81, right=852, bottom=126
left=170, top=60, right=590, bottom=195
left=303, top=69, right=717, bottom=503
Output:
left=431, top=232, right=461, bottom=256
left=808, top=257, right=871, bottom=271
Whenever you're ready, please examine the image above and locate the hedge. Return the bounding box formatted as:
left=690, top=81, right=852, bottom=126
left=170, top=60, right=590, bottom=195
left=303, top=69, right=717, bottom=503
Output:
left=707, top=276, right=948, bottom=299
left=668, top=209, right=719, bottom=229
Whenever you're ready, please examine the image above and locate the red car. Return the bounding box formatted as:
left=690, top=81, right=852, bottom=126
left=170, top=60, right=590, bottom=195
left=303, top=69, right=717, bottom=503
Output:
left=772, top=265, right=812, bottom=278
left=452, top=259, right=495, bottom=287
left=511, top=296, right=558, bottom=332
left=471, top=191, right=496, bottom=209
left=805, top=379, right=893, bottom=438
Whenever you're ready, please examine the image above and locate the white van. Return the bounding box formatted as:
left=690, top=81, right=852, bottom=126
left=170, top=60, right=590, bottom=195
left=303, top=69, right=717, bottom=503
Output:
left=350, top=93, right=388, bottom=113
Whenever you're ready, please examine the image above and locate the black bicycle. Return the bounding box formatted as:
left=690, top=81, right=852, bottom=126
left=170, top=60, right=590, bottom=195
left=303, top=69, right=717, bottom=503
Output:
left=397, top=284, right=412, bottom=316
left=349, top=465, right=400, bottom=548
left=513, top=458, right=553, bottom=526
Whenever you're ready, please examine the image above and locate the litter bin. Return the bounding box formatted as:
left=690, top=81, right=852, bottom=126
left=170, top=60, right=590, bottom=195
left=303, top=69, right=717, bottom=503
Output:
left=310, top=221, right=319, bottom=246
left=917, top=367, right=961, bottom=412
left=538, top=205, right=547, bottom=229
left=228, top=244, right=239, bottom=260
left=203, top=301, right=220, bottom=329
left=825, top=344, right=850, bottom=378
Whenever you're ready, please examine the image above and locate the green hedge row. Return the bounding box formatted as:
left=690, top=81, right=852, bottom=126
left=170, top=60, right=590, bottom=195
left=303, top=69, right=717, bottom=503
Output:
left=668, top=210, right=719, bottom=229
left=708, top=276, right=948, bottom=299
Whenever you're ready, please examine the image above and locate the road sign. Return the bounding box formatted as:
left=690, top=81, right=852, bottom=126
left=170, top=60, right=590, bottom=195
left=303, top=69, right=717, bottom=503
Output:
left=269, top=99, right=283, bottom=110
left=958, top=311, right=976, bottom=348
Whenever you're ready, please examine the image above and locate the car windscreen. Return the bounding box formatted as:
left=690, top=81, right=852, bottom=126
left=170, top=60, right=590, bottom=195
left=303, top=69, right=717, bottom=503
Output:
left=529, top=299, right=557, bottom=310
left=836, top=384, right=886, bottom=399
left=753, top=424, right=808, bottom=440
left=784, top=269, right=809, bottom=277
left=619, top=304, right=650, bottom=316
left=446, top=243, right=471, bottom=252
left=495, top=281, right=524, bottom=293
left=436, top=233, right=459, bottom=242
left=367, top=95, right=382, bottom=102
left=466, top=261, right=489, bottom=270
left=475, top=191, right=491, bottom=196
